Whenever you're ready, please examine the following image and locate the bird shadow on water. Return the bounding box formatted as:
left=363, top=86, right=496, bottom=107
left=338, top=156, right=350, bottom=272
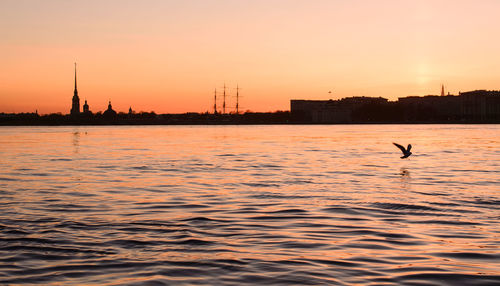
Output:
left=399, top=167, right=411, bottom=191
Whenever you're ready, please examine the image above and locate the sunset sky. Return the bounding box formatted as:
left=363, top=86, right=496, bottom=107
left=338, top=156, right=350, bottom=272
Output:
left=1, top=0, right=499, bottom=114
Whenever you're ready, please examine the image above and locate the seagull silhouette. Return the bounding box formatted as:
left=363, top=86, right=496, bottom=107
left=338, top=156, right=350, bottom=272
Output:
left=393, top=142, right=412, bottom=159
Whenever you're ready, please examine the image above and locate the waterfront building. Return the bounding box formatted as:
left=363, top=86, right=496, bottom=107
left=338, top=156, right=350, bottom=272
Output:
left=291, top=90, right=500, bottom=123
left=460, top=90, right=500, bottom=121
left=83, top=100, right=90, bottom=114
left=291, top=97, right=388, bottom=123
left=103, top=101, right=117, bottom=118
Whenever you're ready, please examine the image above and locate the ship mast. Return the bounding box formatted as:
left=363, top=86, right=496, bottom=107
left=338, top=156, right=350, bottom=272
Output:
left=223, top=83, right=226, bottom=114
left=236, top=84, right=240, bottom=114
left=213, top=88, right=217, bottom=114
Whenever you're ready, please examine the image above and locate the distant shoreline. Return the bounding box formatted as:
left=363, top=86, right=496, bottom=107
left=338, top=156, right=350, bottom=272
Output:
left=1, top=121, right=499, bottom=127
left=2, top=110, right=499, bottom=126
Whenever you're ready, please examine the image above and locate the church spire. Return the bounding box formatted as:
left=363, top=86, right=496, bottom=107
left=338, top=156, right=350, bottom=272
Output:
left=74, top=62, right=78, bottom=92
left=441, top=84, right=445, bottom=96
left=71, top=62, right=80, bottom=115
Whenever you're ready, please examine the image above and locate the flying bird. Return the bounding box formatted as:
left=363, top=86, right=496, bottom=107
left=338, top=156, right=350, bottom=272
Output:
left=393, top=142, right=412, bottom=159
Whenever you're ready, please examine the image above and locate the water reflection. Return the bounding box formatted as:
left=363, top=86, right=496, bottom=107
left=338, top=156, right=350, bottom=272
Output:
left=399, top=167, right=411, bottom=191
left=73, top=130, right=80, bottom=153
left=400, top=168, right=410, bottom=178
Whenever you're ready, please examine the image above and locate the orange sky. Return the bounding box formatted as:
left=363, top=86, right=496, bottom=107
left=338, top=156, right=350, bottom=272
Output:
left=1, top=0, right=499, bottom=114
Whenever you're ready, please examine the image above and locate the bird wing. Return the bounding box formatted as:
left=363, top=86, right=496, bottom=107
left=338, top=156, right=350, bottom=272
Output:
left=393, top=142, right=406, bottom=154
left=407, top=144, right=412, bottom=152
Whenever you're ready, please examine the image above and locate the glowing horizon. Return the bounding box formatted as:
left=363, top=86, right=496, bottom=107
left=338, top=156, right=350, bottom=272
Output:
left=1, top=0, right=499, bottom=114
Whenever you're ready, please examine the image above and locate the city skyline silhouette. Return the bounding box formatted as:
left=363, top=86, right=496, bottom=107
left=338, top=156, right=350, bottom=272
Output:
left=1, top=1, right=500, bottom=114
left=1, top=61, right=498, bottom=122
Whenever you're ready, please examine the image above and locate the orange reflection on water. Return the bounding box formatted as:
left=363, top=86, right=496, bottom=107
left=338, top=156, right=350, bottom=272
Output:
left=0, top=125, right=499, bottom=284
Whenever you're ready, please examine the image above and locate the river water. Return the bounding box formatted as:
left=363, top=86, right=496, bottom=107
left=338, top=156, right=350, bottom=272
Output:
left=0, top=125, right=499, bottom=285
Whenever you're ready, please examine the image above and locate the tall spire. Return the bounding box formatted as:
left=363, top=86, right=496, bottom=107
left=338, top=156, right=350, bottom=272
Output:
left=441, top=84, right=445, bottom=96
left=71, top=62, right=80, bottom=115
left=74, top=62, right=78, bottom=92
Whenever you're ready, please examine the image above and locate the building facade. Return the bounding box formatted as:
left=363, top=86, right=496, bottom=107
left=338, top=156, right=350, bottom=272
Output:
left=291, top=90, right=500, bottom=123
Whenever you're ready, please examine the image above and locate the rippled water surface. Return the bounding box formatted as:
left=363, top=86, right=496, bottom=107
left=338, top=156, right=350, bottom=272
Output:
left=0, top=125, right=499, bottom=285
